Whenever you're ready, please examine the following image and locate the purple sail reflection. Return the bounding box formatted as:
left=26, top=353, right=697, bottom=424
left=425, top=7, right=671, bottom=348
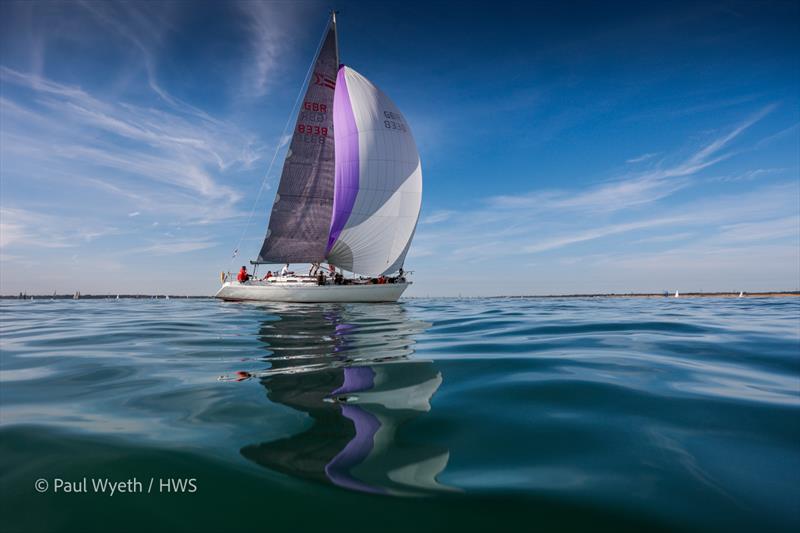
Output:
left=331, top=366, right=375, bottom=396
left=326, top=67, right=360, bottom=254
left=324, top=366, right=383, bottom=493
left=324, top=404, right=384, bottom=494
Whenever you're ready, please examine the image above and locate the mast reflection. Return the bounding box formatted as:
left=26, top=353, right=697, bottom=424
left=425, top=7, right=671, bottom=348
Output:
left=239, top=304, right=452, bottom=495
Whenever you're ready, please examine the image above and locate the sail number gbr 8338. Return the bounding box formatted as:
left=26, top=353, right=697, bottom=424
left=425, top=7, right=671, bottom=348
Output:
left=298, top=100, right=329, bottom=142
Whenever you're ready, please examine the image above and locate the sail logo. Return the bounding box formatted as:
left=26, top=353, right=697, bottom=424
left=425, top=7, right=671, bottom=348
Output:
left=314, top=72, right=336, bottom=90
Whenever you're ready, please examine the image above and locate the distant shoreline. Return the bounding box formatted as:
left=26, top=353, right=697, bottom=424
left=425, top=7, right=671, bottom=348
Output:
left=2, top=291, right=798, bottom=300
left=0, top=294, right=208, bottom=300
left=481, top=291, right=800, bottom=299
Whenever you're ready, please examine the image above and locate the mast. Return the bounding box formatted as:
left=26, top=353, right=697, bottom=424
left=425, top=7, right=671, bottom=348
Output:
left=331, top=10, right=339, bottom=67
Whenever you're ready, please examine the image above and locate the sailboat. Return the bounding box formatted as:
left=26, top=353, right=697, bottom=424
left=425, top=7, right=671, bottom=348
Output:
left=216, top=13, right=421, bottom=303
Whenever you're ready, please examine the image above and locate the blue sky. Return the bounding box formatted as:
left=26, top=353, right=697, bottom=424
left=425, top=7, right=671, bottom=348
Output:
left=1, top=0, right=798, bottom=296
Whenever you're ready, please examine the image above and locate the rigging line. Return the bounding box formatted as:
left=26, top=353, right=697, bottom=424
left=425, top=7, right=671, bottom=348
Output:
left=228, top=16, right=333, bottom=267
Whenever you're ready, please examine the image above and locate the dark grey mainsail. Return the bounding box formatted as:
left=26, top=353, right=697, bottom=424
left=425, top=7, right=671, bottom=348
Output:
left=257, top=19, right=338, bottom=263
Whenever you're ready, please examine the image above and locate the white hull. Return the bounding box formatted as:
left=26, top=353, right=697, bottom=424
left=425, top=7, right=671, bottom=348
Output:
left=214, top=280, right=410, bottom=303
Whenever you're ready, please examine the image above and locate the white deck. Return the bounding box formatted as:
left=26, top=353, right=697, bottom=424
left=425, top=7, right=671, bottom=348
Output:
left=214, top=279, right=409, bottom=303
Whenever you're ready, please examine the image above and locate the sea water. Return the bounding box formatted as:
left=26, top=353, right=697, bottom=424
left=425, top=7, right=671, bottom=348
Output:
left=1, top=297, right=798, bottom=532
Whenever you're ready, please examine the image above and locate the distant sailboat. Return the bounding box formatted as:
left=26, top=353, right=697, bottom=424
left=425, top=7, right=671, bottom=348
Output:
left=739, top=291, right=744, bottom=298
left=73, top=291, right=80, bottom=300
left=674, top=290, right=680, bottom=298
left=215, top=12, right=420, bottom=303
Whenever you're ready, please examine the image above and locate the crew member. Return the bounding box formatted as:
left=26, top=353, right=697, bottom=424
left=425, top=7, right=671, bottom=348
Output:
left=237, top=266, right=250, bottom=283
left=262, top=270, right=273, bottom=281
left=280, top=264, right=290, bottom=276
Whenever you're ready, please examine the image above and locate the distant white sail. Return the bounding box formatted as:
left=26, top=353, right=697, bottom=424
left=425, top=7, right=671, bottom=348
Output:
left=326, top=66, right=422, bottom=276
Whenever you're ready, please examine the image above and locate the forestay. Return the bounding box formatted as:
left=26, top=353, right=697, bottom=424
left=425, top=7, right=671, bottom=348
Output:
left=325, top=66, right=422, bottom=276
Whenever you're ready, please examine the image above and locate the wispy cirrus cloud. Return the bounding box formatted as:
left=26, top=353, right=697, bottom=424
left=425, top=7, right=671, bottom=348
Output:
left=410, top=107, right=796, bottom=276
left=125, top=239, right=219, bottom=256
left=1, top=67, right=260, bottom=213
left=684, top=103, right=776, bottom=169
left=708, top=167, right=785, bottom=183
left=631, top=232, right=694, bottom=244
left=0, top=207, right=119, bottom=250
left=754, top=122, right=799, bottom=149
left=522, top=216, right=687, bottom=253
left=515, top=183, right=799, bottom=256
left=237, top=1, right=306, bottom=98
left=626, top=152, right=659, bottom=164
left=488, top=104, right=777, bottom=214
left=408, top=177, right=799, bottom=297
left=716, top=215, right=800, bottom=243
left=420, top=210, right=456, bottom=225
left=0, top=46, right=271, bottom=289
left=76, top=0, right=204, bottom=116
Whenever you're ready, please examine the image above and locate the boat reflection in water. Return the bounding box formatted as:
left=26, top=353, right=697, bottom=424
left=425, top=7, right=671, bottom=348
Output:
left=238, top=304, right=452, bottom=495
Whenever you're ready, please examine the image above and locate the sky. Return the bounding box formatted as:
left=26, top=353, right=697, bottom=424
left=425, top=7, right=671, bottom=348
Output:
left=1, top=0, right=798, bottom=296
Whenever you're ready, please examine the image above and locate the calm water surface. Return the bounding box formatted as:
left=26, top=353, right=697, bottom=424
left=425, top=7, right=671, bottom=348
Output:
left=1, top=297, right=798, bottom=532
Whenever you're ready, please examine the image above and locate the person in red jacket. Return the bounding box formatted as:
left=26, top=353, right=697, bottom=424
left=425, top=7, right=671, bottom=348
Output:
left=237, top=266, right=250, bottom=283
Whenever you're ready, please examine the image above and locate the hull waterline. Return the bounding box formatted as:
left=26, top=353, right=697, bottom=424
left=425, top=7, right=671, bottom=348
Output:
left=214, top=281, right=409, bottom=303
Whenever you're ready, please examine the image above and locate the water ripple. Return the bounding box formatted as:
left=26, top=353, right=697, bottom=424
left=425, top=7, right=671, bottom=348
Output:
left=0, top=297, right=798, bottom=532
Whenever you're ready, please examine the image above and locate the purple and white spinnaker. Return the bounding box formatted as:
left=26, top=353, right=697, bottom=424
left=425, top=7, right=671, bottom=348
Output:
left=325, top=67, right=422, bottom=277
